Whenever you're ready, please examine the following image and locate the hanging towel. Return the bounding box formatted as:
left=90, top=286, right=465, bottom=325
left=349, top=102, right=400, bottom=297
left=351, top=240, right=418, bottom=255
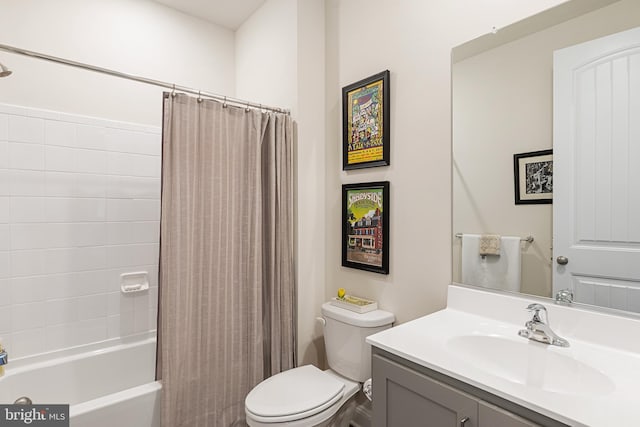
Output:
left=479, top=234, right=501, bottom=256
left=461, top=234, right=521, bottom=292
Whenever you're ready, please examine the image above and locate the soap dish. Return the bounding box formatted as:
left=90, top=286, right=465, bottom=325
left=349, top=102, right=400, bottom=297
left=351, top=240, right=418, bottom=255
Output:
left=120, top=271, right=149, bottom=294
left=331, top=295, right=378, bottom=313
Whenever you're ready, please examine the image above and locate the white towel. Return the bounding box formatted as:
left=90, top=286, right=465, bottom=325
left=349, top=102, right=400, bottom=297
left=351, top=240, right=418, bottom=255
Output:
left=461, top=234, right=521, bottom=292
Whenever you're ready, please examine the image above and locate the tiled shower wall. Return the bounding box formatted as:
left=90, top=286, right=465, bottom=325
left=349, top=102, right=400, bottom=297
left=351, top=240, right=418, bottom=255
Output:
left=0, top=103, right=161, bottom=360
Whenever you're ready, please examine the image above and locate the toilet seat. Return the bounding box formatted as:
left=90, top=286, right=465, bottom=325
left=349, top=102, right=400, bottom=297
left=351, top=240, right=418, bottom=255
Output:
left=245, top=365, right=345, bottom=423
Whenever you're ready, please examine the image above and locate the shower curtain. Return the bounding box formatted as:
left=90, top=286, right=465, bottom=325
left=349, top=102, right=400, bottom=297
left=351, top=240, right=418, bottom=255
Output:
left=158, top=94, right=296, bottom=427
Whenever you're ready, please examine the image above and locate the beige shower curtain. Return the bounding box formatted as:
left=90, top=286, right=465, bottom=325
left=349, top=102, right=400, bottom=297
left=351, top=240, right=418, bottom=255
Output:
left=158, top=94, right=296, bottom=427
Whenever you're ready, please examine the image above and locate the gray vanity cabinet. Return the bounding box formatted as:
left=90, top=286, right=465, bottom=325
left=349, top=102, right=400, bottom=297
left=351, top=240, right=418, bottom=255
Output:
left=372, top=349, right=567, bottom=427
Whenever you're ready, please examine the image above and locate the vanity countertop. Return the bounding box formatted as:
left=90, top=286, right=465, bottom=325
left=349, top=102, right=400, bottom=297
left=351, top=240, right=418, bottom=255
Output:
left=366, top=284, right=640, bottom=427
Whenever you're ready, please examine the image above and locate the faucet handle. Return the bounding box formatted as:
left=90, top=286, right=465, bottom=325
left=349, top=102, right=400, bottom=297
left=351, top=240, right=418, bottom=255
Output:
left=526, top=303, right=547, bottom=323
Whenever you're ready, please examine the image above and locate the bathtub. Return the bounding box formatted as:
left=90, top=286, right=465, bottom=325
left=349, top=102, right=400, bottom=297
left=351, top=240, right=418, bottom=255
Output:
left=0, top=336, right=161, bottom=427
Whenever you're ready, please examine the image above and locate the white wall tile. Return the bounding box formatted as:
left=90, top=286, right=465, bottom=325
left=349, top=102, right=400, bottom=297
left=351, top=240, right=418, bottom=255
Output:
left=11, top=250, right=45, bottom=277
left=4, top=105, right=160, bottom=359
left=75, top=318, right=107, bottom=346
left=45, top=172, right=77, bottom=197
left=107, top=221, right=159, bottom=245
left=76, top=149, right=107, bottom=174
left=9, top=142, right=44, bottom=171
left=72, top=223, right=108, bottom=247
left=0, top=142, right=8, bottom=168
left=44, top=246, right=106, bottom=274
left=45, top=145, right=76, bottom=172
left=45, top=120, right=76, bottom=147
left=107, top=199, right=160, bottom=222
left=0, top=278, right=11, bottom=307
left=78, top=294, right=107, bottom=320
left=77, top=124, right=107, bottom=151
left=10, top=170, right=45, bottom=196
left=0, top=224, right=9, bottom=251
left=12, top=302, right=46, bottom=330
left=10, top=224, right=48, bottom=250
left=10, top=197, right=45, bottom=223
left=107, top=152, right=160, bottom=177
left=106, top=129, right=160, bottom=155
left=107, top=315, right=120, bottom=339
left=117, top=310, right=136, bottom=337
left=8, top=115, right=44, bottom=144
left=45, top=198, right=106, bottom=222
left=107, top=292, right=120, bottom=316
left=134, top=304, right=152, bottom=334
left=0, top=251, right=9, bottom=279
left=107, top=176, right=161, bottom=199
left=0, top=170, right=10, bottom=196
left=0, top=197, right=8, bottom=223
left=11, top=276, right=47, bottom=304
left=75, top=174, right=108, bottom=198
left=0, top=114, right=8, bottom=140
left=44, top=324, right=76, bottom=351
left=46, top=298, right=80, bottom=325
left=11, top=223, right=107, bottom=250
left=107, top=243, right=159, bottom=268
left=69, top=270, right=109, bottom=296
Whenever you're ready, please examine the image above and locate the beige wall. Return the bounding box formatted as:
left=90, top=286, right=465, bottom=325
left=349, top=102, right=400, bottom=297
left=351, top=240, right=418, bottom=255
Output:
left=452, top=0, right=640, bottom=298
left=324, top=0, right=566, bottom=326
left=236, top=0, right=328, bottom=367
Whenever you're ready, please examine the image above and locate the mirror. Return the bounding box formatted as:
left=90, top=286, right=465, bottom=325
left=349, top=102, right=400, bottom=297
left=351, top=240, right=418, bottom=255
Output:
left=452, top=0, right=640, bottom=313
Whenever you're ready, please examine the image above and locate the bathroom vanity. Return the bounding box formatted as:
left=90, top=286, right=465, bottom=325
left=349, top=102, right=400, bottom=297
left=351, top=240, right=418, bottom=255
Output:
left=366, top=285, right=640, bottom=427
left=371, top=349, right=563, bottom=427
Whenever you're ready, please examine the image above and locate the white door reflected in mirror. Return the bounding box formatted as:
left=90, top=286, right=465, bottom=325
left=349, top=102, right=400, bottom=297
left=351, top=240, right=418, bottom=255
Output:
left=553, top=26, right=640, bottom=312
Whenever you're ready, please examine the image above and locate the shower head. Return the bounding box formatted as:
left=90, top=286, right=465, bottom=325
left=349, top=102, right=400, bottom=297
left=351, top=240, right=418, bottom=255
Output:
left=0, top=62, right=12, bottom=78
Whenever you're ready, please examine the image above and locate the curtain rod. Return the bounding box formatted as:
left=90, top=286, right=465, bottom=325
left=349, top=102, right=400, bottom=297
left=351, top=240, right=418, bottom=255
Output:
left=0, top=42, right=290, bottom=115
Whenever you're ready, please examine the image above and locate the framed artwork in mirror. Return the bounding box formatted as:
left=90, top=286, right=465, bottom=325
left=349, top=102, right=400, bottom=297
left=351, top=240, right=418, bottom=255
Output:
left=342, top=70, right=390, bottom=170
left=513, top=149, right=553, bottom=204
left=342, top=181, right=389, bottom=274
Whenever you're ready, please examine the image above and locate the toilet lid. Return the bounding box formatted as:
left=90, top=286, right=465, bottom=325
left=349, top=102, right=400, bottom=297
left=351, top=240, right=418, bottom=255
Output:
left=245, top=365, right=345, bottom=422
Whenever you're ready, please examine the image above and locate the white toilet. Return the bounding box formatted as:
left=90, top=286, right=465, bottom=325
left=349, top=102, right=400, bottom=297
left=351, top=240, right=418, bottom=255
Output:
left=245, top=301, right=395, bottom=426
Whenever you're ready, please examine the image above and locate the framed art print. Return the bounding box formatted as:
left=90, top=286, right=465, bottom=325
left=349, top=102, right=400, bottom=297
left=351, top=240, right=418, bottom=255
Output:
left=514, top=149, right=553, bottom=204
left=342, top=181, right=389, bottom=274
left=342, top=70, right=390, bottom=170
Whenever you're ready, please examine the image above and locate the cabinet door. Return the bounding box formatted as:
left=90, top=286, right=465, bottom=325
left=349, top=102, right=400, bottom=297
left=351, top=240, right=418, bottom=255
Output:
left=372, top=354, right=477, bottom=427
left=479, top=401, right=541, bottom=427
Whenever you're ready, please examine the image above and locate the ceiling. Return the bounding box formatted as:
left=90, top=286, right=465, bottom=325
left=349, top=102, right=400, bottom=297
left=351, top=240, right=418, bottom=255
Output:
left=154, top=0, right=266, bottom=30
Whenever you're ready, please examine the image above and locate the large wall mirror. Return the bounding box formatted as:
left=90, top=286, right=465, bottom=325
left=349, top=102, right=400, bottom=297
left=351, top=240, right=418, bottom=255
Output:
left=452, top=0, right=640, bottom=314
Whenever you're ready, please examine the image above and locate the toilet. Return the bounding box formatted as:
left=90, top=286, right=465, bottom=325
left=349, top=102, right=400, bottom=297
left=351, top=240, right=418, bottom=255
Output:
left=245, top=301, right=395, bottom=426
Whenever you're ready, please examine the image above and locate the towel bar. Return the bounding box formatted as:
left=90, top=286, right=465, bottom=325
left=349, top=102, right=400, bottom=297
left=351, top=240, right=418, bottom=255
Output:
left=454, top=233, right=534, bottom=243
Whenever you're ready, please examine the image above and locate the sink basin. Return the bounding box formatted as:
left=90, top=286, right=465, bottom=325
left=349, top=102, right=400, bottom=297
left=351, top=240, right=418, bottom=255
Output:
left=446, top=335, right=615, bottom=396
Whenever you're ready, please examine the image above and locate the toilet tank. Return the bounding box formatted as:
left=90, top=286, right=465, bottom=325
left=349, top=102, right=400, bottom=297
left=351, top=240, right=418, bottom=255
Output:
left=321, top=302, right=395, bottom=382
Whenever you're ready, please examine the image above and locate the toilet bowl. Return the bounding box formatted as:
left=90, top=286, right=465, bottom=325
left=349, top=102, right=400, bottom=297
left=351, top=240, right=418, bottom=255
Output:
left=245, top=302, right=395, bottom=427
left=245, top=366, right=359, bottom=427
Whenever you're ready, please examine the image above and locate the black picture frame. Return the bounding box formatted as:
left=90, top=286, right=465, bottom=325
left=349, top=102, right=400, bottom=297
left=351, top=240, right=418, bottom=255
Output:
left=342, top=70, right=390, bottom=170
left=342, top=181, right=390, bottom=274
left=513, top=149, right=553, bottom=205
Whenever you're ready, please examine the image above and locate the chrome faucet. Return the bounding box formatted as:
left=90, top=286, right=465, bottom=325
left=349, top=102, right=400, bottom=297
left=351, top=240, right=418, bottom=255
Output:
left=518, top=303, right=569, bottom=347
left=555, top=289, right=574, bottom=305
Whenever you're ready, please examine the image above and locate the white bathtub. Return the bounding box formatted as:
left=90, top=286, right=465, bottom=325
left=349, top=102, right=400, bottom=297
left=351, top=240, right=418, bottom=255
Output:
left=0, top=337, right=161, bottom=427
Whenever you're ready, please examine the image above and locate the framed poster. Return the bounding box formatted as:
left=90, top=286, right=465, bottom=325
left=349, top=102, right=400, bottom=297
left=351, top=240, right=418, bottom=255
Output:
left=342, top=70, right=390, bottom=170
left=513, top=149, right=553, bottom=204
left=342, top=181, right=389, bottom=274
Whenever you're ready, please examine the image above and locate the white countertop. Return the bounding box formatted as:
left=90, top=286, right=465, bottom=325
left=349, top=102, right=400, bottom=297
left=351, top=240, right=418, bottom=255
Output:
left=366, top=284, right=640, bottom=427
